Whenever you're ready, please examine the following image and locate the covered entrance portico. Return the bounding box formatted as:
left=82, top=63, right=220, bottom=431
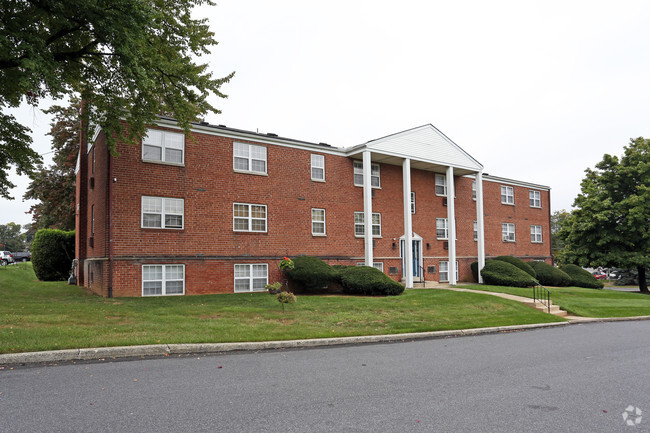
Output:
left=345, top=125, right=487, bottom=288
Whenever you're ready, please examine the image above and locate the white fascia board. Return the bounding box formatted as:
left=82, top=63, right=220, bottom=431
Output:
left=345, top=145, right=483, bottom=173
left=470, top=174, right=550, bottom=190
left=154, top=118, right=346, bottom=156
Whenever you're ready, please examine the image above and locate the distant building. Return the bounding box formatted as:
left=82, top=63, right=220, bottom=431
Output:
left=75, top=120, right=551, bottom=296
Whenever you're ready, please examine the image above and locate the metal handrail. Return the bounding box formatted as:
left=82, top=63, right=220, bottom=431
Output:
left=418, top=265, right=425, bottom=284
left=532, top=280, right=551, bottom=314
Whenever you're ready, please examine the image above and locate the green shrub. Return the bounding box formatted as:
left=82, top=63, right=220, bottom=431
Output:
left=493, top=256, right=537, bottom=278
left=480, top=260, right=536, bottom=287
left=560, top=264, right=604, bottom=289
left=338, top=266, right=405, bottom=296
left=31, top=229, right=75, bottom=281
left=529, top=261, right=572, bottom=287
left=284, top=256, right=339, bottom=292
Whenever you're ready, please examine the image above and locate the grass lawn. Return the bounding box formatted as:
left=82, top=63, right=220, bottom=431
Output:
left=0, top=263, right=564, bottom=354
left=462, top=284, right=650, bottom=318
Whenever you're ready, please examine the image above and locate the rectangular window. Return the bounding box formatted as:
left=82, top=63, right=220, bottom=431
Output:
left=142, top=196, right=184, bottom=229
left=91, top=205, right=95, bottom=235
left=436, top=218, right=448, bottom=240
left=435, top=174, right=447, bottom=196
left=439, top=261, right=459, bottom=282
left=233, top=142, right=267, bottom=174
left=233, top=203, right=267, bottom=232
left=312, top=208, right=326, bottom=235
left=142, top=129, right=185, bottom=164
left=92, top=147, right=96, bottom=174
left=353, top=161, right=380, bottom=187
left=234, top=264, right=268, bottom=292
left=472, top=180, right=477, bottom=200
left=502, top=223, right=516, bottom=242
left=531, top=225, right=543, bottom=243
left=142, top=264, right=185, bottom=296
left=473, top=220, right=478, bottom=241
left=411, top=192, right=416, bottom=214
left=529, top=190, right=541, bottom=207
left=501, top=185, right=514, bottom=205
left=354, top=212, right=381, bottom=237
left=356, top=262, right=384, bottom=272
left=311, top=154, right=325, bottom=181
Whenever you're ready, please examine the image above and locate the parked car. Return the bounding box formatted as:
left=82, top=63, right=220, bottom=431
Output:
left=12, top=251, right=31, bottom=262
left=592, top=272, right=607, bottom=280
left=1, top=251, right=14, bottom=265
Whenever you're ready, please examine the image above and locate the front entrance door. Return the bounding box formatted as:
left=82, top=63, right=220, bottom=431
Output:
left=400, top=238, right=422, bottom=278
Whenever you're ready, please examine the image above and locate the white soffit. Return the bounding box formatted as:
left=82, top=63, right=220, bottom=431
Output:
left=349, top=125, right=483, bottom=173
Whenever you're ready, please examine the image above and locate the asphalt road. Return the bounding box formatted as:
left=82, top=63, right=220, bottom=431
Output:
left=1, top=321, right=649, bottom=433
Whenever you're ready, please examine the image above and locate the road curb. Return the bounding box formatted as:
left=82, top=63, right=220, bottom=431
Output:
left=2, top=316, right=649, bottom=366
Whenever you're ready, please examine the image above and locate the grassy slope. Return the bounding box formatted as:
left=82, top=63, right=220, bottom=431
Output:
left=0, top=263, right=563, bottom=354
left=462, top=284, right=650, bottom=317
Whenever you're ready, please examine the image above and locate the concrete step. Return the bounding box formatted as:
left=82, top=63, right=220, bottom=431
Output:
left=411, top=281, right=442, bottom=289
left=524, top=300, right=567, bottom=317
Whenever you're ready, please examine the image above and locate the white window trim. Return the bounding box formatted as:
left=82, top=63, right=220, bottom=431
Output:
left=353, top=160, right=381, bottom=188
left=473, top=220, right=478, bottom=242
left=435, top=174, right=447, bottom=196
left=354, top=211, right=381, bottom=237
left=311, top=154, right=325, bottom=182
left=411, top=192, right=416, bottom=214
left=356, top=262, right=384, bottom=272
left=233, top=142, right=268, bottom=175
left=436, top=218, right=449, bottom=240
left=502, top=223, right=516, bottom=242
left=234, top=263, right=268, bottom=292
left=311, top=208, right=326, bottom=236
left=439, top=260, right=459, bottom=282
left=142, top=129, right=185, bottom=165
left=531, top=225, right=543, bottom=243
left=141, top=196, right=185, bottom=229
left=233, top=202, right=267, bottom=233
left=142, top=264, right=185, bottom=296
left=501, top=185, right=515, bottom=205
left=529, top=190, right=542, bottom=208
left=472, top=180, right=477, bottom=200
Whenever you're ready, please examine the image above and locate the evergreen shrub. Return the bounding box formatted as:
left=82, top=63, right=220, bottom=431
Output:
left=560, top=264, right=604, bottom=289
left=338, top=266, right=405, bottom=296
left=493, top=256, right=537, bottom=278
left=31, top=229, right=75, bottom=281
left=284, top=256, right=339, bottom=292
left=480, top=260, right=536, bottom=287
left=529, top=261, right=572, bottom=287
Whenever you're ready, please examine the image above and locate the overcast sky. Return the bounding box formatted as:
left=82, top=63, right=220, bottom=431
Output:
left=3, top=0, right=650, bottom=228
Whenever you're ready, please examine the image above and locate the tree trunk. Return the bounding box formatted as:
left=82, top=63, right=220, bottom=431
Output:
left=638, top=266, right=648, bottom=294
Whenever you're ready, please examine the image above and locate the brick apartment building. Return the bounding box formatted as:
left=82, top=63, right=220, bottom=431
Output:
left=75, top=119, right=551, bottom=297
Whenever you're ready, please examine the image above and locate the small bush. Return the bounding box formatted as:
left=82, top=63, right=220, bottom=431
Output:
left=480, top=260, right=536, bottom=287
left=529, top=261, right=572, bottom=287
left=31, top=229, right=75, bottom=281
left=493, top=256, right=536, bottom=278
left=338, top=266, right=405, bottom=296
left=284, top=256, right=339, bottom=292
left=560, top=264, right=604, bottom=289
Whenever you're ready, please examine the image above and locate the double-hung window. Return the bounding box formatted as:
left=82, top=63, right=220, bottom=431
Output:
left=354, top=212, right=381, bottom=237
left=529, top=190, right=541, bottom=207
left=439, top=261, right=459, bottom=282
left=142, top=129, right=184, bottom=164
left=502, top=223, right=516, bottom=242
left=435, top=174, right=447, bottom=196
left=411, top=192, right=416, bottom=214
left=356, top=262, right=384, bottom=272
left=472, top=180, right=477, bottom=200
left=234, top=264, right=268, bottom=292
left=311, top=154, right=325, bottom=181
left=353, top=161, right=380, bottom=187
left=142, top=196, right=184, bottom=229
left=142, top=264, right=185, bottom=296
left=473, top=221, right=478, bottom=241
left=234, top=142, right=267, bottom=174
left=436, top=218, right=449, bottom=240
left=312, top=208, right=326, bottom=236
left=501, top=185, right=514, bottom=205
left=531, top=225, right=543, bottom=243
left=233, top=203, right=267, bottom=232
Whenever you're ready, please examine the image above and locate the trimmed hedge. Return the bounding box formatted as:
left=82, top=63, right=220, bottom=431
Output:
left=480, top=260, right=537, bottom=287
left=31, top=229, right=75, bottom=281
left=338, top=266, right=405, bottom=296
left=529, top=261, right=572, bottom=287
left=493, top=256, right=537, bottom=278
left=560, top=264, right=604, bottom=289
left=284, top=256, right=339, bottom=292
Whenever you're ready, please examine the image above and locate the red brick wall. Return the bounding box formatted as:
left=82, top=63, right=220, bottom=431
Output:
left=79, top=126, right=552, bottom=296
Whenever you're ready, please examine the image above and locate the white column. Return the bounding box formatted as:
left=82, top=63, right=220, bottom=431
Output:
left=446, top=166, right=457, bottom=285
left=475, top=171, right=486, bottom=283
left=402, top=158, right=413, bottom=288
left=363, top=151, right=373, bottom=267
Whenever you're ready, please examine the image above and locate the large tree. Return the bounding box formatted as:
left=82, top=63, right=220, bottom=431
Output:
left=0, top=222, right=25, bottom=252
left=559, top=137, right=650, bottom=293
left=550, top=209, right=571, bottom=265
left=0, top=0, right=233, bottom=199
left=24, top=99, right=80, bottom=231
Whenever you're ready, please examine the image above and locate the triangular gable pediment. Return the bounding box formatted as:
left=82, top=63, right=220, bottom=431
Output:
left=353, top=124, right=483, bottom=172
